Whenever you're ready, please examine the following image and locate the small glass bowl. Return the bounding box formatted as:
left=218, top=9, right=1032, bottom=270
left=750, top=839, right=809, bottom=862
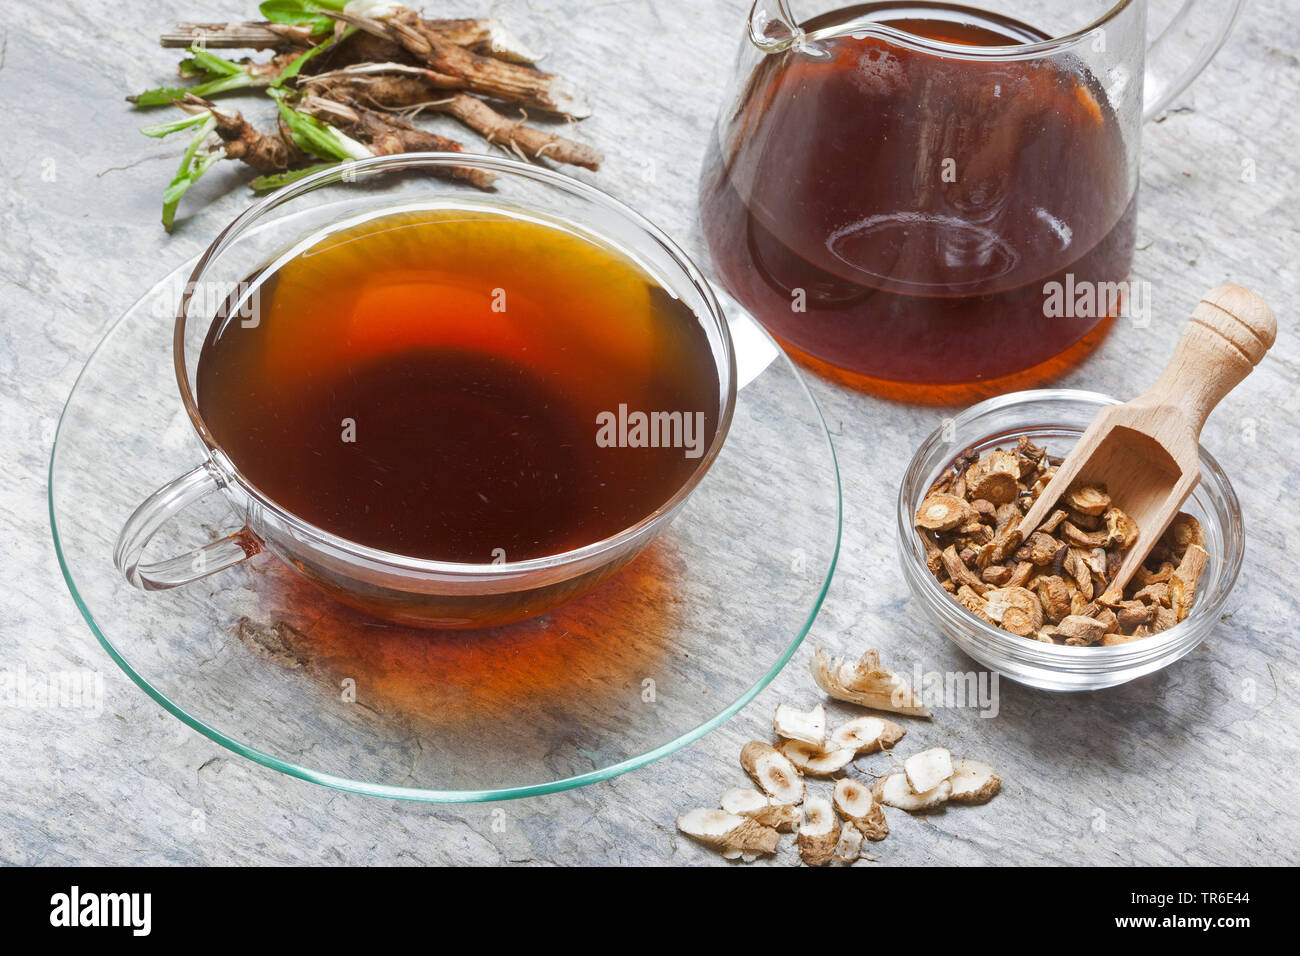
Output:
left=896, top=389, right=1244, bottom=691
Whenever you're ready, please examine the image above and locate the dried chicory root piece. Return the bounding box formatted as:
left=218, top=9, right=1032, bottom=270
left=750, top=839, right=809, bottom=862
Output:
left=1055, top=614, right=1108, bottom=647
left=834, top=822, right=864, bottom=863
left=777, top=740, right=856, bottom=777
left=873, top=772, right=951, bottom=812
left=948, top=759, right=1002, bottom=804
left=1170, top=544, right=1209, bottom=622
left=873, top=750, right=1002, bottom=813
left=964, top=449, right=1021, bottom=505
left=719, top=787, right=799, bottom=832
left=809, top=648, right=931, bottom=717
left=796, top=796, right=840, bottom=867
left=1168, top=513, right=1206, bottom=556
left=904, top=747, right=954, bottom=794
left=833, top=778, right=889, bottom=841
left=740, top=741, right=805, bottom=805
left=827, top=715, right=906, bottom=755
left=773, top=703, right=826, bottom=748
left=983, top=587, right=1043, bottom=636
left=1065, top=484, right=1111, bottom=516
left=676, top=808, right=781, bottom=860
left=917, top=438, right=1211, bottom=645
left=915, top=494, right=976, bottom=531
left=1105, top=507, right=1140, bottom=549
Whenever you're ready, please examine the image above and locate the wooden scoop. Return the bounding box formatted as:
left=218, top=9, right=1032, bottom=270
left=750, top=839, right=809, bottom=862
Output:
left=1016, top=284, right=1276, bottom=602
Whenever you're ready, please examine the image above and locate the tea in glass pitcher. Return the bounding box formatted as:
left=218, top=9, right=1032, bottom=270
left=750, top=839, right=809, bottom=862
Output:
left=701, top=0, right=1243, bottom=391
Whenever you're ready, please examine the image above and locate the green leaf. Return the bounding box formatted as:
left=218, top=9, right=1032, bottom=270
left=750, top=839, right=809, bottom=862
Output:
left=139, top=112, right=213, bottom=138
left=161, top=115, right=220, bottom=231
left=130, top=86, right=193, bottom=108
left=269, top=89, right=369, bottom=163
left=130, top=72, right=256, bottom=107
left=249, top=163, right=339, bottom=192
left=130, top=47, right=256, bottom=107
left=186, top=47, right=248, bottom=77
left=259, top=0, right=348, bottom=32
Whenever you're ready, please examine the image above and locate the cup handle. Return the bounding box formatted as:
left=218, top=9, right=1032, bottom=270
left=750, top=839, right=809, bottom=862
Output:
left=114, top=462, right=263, bottom=591
left=1143, top=0, right=1246, bottom=121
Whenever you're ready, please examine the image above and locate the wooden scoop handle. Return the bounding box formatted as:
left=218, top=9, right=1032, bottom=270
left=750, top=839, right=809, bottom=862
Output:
left=1139, top=285, right=1277, bottom=435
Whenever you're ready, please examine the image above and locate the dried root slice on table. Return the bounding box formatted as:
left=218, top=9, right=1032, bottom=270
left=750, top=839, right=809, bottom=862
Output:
left=948, top=759, right=1002, bottom=804
left=676, top=808, right=780, bottom=860
left=719, top=787, right=799, bottom=832
left=796, top=796, right=840, bottom=867
left=834, top=822, right=864, bottom=863
left=740, top=741, right=805, bottom=805
left=873, top=772, right=952, bottom=812
left=773, top=702, right=827, bottom=748
left=874, top=751, right=1002, bottom=812
left=810, top=647, right=931, bottom=717
left=777, top=740, right=856, bottom=777
left=833, top=777, right=889, bottom=841
left=677, top=652, right=1001, bottom=862
left=828, top=715, right=907, bottom=755
left=904, top=747, right=954, bottom=795
left=917, top=437, right=1212, bottom=645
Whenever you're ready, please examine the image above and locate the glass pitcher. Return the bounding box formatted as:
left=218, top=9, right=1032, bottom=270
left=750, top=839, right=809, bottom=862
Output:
left=699, top=1, right=1245, bottom=395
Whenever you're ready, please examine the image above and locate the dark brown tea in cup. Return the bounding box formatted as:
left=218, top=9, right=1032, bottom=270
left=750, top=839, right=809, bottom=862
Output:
left=196, top=207, right=721, bottom=564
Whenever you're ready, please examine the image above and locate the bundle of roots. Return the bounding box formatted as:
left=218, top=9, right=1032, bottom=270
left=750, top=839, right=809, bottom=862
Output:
left=132, top=3, right=603, bottom=229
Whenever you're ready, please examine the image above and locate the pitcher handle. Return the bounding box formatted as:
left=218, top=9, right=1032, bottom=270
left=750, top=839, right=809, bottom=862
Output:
left=1143, top=0, right=1246, bottom=121
left=114, top=462, right=263, bottom=591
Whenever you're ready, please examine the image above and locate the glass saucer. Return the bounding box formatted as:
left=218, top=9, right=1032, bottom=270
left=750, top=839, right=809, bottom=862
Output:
left=50, top=265, right=840, bottom=802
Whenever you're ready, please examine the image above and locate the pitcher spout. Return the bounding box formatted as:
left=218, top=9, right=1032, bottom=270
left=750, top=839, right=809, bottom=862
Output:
left=748, top=0, right=804, bottom=52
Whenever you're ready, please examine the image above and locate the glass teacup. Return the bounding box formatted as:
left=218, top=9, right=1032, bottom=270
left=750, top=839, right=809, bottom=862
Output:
left=114, top=154, right=736, bottom=628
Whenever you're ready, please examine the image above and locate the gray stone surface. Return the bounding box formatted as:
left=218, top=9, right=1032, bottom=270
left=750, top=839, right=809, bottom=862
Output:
left=1, top=0, right=1297, bottom=865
